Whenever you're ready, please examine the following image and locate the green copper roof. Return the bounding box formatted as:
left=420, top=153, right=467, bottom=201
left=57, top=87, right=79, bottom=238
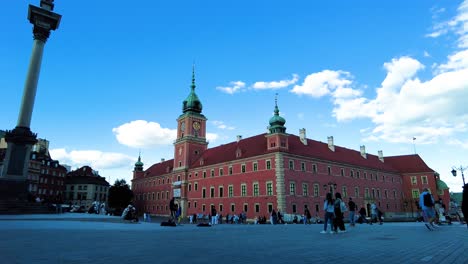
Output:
left=436, top=179, right=449, bottom=190
left=182, top=66, right=203, bottom=114
left=269, top=95, right=286, bottom=133
left=135, top=153, right=143, bottom=167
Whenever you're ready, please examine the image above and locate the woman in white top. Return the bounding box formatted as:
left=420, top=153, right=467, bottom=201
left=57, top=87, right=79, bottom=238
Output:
left=320, top=193, right=336, bottom=234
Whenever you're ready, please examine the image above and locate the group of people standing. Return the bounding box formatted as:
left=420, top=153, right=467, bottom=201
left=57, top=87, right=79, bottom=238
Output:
left=321, top=192, right=348, bottom=234
left=320, top=192, right=385, bottom=234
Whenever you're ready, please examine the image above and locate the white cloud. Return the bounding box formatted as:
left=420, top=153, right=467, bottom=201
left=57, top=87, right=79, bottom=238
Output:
left=332, top=54, right=468, bottom=143
left=252, top=74, right=299, bottom=90
left=290, top=70, right=353, bottom=98
left=423, top=51, right=431, bottom=57
left=216, top=81, right=246, bottom=94
left=112, top=120, right=176, bottom=148
left=437, top=49, right=468, bottom=72
left=212, top=120, right=235, bottom=130
left=426, top=0, right=468, bottom=48
left=293, top=0, right=468, bottom=145
left=50, top=148, right=135, bottom=171
left=206, top=133, right=219, bottom=143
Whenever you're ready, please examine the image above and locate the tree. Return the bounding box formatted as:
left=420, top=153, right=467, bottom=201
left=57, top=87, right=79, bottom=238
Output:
left=108, top=179, right=134, bottom=215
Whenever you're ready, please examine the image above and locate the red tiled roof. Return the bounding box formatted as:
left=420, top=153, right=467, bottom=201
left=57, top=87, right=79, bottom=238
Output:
left=145, top=159, right=174, bottom=176
left=190, top=133, right=399, bottom=172
left=65, top=175, right=109, bottom=186
left=67, top=165, right=99, bottom=177
left=142, top=133, right=434, bottom=176
left=286, top=135, right=399, bottom=172
left=191, top=134, right=269, bottom=168
left=384, top=154, right=435, bottom=174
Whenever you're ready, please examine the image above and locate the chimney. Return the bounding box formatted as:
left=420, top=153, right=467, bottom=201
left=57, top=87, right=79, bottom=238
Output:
left=378, top=150, right=384, bottom=162
left=360, top=145, right=367, bottom=159
left=237, top=135, right=242, bottom=142
left=299, top=128, right=307, bottom=145
left=161, top=158, right=165, bottom=162
left=327, top=136, right=335, bottom=152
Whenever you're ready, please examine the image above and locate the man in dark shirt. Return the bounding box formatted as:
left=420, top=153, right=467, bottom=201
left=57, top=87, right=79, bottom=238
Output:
left=348, top=198, right=357, bottom=226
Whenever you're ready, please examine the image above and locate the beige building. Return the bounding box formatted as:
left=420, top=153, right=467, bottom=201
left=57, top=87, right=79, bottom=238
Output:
left=65, top=166, right=109, bottom=209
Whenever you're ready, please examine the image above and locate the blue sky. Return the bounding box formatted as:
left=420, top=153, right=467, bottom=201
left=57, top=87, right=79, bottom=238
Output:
left=1, top=1, right=467, bottom=192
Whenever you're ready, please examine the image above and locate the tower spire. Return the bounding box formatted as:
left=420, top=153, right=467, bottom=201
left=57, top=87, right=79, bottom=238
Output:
left=191, top=64, right=196, bottom=90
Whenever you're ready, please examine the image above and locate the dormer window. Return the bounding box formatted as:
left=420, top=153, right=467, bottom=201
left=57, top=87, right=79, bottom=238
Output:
left=236, top=149, right=242, bottom=158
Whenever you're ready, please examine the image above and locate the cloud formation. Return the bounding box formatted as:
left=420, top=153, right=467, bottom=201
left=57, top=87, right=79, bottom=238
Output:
left=290, top=70, right=353, bottom=98
left=289, top=1, right=468, bottom=145
left=216, top=81, right=246, bottom=94
left=112, top=120, right=176, bottom=148
left=252, top=74, right=299, bottom=90
left=50, top=148, right=135, bottom=171
left=212, top=120, right=235, bottom=130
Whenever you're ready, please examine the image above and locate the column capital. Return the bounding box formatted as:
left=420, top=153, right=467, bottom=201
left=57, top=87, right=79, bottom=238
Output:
left=5, top=126, right=38, bottom=145
left=28, top=4, right=61, bottom=42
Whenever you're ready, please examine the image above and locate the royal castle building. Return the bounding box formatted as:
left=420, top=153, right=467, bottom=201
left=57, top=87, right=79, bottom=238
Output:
left=131, top=71, right=450, bottom=220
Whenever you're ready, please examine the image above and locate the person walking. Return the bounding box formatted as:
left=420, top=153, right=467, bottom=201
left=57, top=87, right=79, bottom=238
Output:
left=419, top=188, right=437, bottom=230
left=304, top=205, right=311, bottom=225
left=358, top=207, right=369, bottom=224
left=169, top=197, right=177, bottom=220
left=211, top=205, right=217, bottom=225
left=371, top=202, right=378, bottom=225
left=333, top=192, right=346, bottom=233
left=320, top=193, right=335, bottom=234
left=348, top=197, right=356, bottom=227
left=462, top=184, right=468, bottom=229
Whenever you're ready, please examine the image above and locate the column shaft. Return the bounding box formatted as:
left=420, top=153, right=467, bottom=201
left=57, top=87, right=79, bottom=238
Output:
left=17, top=39, right=45, bottom=128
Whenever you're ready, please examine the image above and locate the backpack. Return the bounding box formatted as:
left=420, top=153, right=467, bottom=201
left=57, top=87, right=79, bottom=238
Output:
left=334, top=200, right=342, bottom=213
left=423, top=193, right=434, bottom=207
left=340, top=201, right=348, bottom=212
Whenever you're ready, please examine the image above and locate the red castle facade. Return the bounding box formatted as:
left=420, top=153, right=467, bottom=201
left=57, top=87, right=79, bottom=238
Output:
left=131, top=71, right=450, bottom=220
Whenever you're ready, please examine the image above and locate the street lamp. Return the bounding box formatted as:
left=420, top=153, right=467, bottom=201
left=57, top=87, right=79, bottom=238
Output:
left=451, top=166, right=466, bottom=186
left=323, top=182, right=337, bottom=193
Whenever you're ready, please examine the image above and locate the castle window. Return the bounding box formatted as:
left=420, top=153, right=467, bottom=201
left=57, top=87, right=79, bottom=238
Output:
left=255, top=204, right=260, bottom=213
left=340, top=168, right=345, bottom=176
left=266, top=160, right=271, bottom=170
left=253, top=162, right=258, bottom=172
left=229, top=166, right=233, bottom=175
left=241, top=184, right=247, bottom=196
left=411, top=176, right=417, bottom=185
left=219, top=186, right=224, bottom=197
left=302, top=183, right=308, bottom=196
left=354, top=187, right=359, bottom=198
left=327, top=166, right=332, bottom=175
left=211, top=169, right=214, bottom=177
left=228, top=185, right=233, bottom=197
left=289, top=182, right=296, bottom=195
left=313, top=184, right=319, bottom=197
left=202, top=188, right=206, bottom=198
left=253, top=183, right=259, bottom=196
left=194, top=182, right=198, bottom=191
left=301, top=162, right=306, bottom=172
left=312, top=164, right=317, bottom=173
left=210, top=187, right=215, bottom=198
left=266, top=182, right=273, bottom=196
left=241, top=164, right=246, bottom=173
left=421, top=175, right=428, bottom=184
left=219, top=168, right=224, bottom=176
left=289, top=160, right=294, bottom=170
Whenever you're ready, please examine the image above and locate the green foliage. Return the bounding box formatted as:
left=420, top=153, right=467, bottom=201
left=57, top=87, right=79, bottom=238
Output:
left=108, top=179, right=134, bottom=212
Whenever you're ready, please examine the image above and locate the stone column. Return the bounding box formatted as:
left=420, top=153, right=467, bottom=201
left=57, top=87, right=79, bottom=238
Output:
left=0, top=1, right=61, bottom=200
left=275, top=153, right=286, bottom=212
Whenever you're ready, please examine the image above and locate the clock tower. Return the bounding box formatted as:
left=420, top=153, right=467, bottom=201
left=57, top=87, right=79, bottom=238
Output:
left=174, top=67, right=208, bottom=171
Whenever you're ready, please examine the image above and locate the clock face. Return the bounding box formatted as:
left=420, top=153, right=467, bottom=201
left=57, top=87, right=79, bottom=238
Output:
left=193, top=122, right=200, bottom=130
